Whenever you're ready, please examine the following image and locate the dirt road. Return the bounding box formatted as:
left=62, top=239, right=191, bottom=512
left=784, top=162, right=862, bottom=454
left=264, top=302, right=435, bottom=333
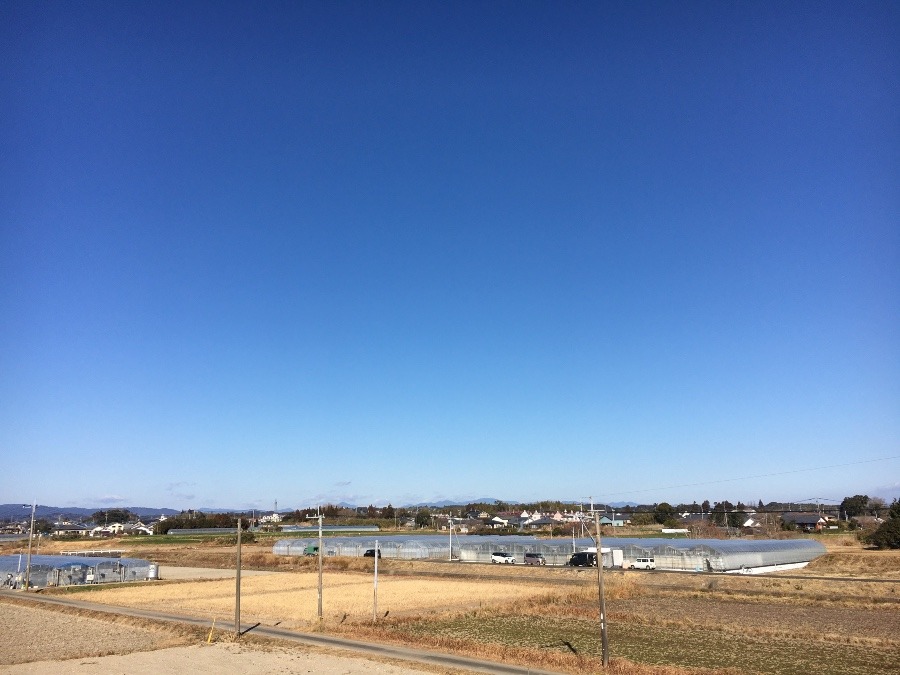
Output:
left=0, top=600, right=466, bottom=675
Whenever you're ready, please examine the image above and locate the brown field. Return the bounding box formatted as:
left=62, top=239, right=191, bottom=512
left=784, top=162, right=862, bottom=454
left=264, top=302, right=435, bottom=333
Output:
left=5, top=535, right=900, bottom=675
left=75, top=569, right=553, bottom=628
left=0, top=599, right=463, bottom=675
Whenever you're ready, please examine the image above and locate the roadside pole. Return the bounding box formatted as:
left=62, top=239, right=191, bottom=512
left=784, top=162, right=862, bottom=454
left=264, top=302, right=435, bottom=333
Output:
left=373, top=538, right=378, bottom=623
left=593, top=510, right=609, bottom=667
left=306, top=510, right=324, bottom=621
left=24, top=502, right=36, bottom=591
left=235, top=517, right=242, bottom=638
left=317, top=513, right=323, bottom=620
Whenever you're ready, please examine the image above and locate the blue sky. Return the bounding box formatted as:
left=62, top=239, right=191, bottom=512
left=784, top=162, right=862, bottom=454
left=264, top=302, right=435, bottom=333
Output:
left=2, top=1, right=897, bottom=512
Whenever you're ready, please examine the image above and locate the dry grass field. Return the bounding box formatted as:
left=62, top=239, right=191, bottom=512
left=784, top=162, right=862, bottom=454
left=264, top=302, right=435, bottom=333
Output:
left=0, top=598, right=466, bottom=675
left=77, top=569, right=553, bottom=629
left=8, top=535, right=900, bottom=674
left=0, top=599, right=195, bottom=666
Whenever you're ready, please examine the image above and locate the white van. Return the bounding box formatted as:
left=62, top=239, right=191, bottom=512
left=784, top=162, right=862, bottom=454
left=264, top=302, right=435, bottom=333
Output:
left=629, top=557, right=656, bottom=570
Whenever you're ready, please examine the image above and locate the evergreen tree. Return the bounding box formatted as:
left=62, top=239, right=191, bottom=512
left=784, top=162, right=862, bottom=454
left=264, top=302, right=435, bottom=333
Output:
left=889, top=499, right=900, bottom=521
left=868, top=518, right=900, bottom=549
left=840, top=495, right=870, bottom=518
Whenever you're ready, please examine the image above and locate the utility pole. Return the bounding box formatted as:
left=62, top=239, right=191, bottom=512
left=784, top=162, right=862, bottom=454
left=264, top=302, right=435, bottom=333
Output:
left=235, top=517, right=242, bottom=638
left=372, top=538, right=379, bottom=623
left=24, top=502, right=36, bottom=590
left=307, top=509, right=324, bottom=621
left=318, top=511, right=324, bottom=619
left=593, top=510, right=609, bottom=668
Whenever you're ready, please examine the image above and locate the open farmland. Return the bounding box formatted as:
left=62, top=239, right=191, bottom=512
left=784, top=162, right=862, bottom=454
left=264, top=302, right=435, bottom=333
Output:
left=75, top=570, right=553, bottom=628
left=28, top=536, right=898, bottom=675
left=0, top=599, right=465, bottom=675
left=3, top=535, right=898, bottom=673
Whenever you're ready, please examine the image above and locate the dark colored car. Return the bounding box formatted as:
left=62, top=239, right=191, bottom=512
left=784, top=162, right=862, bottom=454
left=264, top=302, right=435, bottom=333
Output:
left=568, top=552, right=597, bottom=567
left=364, top=548, right=381, bottom=558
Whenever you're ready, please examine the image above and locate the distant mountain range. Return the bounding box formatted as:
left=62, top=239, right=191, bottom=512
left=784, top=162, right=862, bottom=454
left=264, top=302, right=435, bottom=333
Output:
left=0, top=504, right=179, bottom=522
left=0, top=499, right=640, bottom=523
left=409, top=498, right=500, bottom=508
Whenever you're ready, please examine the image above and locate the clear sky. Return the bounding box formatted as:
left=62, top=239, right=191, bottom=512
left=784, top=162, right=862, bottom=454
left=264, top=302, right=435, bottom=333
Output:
left=2, top=1, right=898, bottom=512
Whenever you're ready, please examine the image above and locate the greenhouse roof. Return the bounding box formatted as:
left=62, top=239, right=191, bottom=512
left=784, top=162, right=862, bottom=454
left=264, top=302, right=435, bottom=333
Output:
left=587, top=537, right=826, bottom=555
left=0, top=554, right=151, bottom=573
left=275, top=533, right=824, bottom=551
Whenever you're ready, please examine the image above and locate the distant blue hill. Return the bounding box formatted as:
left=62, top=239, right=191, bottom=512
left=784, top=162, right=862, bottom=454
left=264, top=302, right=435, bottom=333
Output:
left=0, top=500, right=642, bottom=523
left=0, top=504, right=180, bottom=522
left=409, top=498, right=504, bottom=508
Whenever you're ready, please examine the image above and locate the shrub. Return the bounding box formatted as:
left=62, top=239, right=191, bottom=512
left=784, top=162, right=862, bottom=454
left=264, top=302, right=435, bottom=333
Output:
left=214, top=532, right=256, bottom=546
left=867, top=518, right=900, bottom=550
left=630, top=513, right=655, bottom=526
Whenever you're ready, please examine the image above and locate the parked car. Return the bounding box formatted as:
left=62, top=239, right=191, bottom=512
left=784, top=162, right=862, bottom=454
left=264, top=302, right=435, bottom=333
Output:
left=303, top=545, right=319, bottom=556
left=491, top=551, right=516, bottom=564
left=363, top=548, right=381, bottom=558
left=628, top=557, right=655, bottom=570
left=568, top=552, right=597, bottom=567
left=524, top=552, right=546, bottom=565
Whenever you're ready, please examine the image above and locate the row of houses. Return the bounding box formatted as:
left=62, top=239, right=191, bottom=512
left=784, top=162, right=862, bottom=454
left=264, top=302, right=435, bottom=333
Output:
left=436, top=508, right=882, bottom=534
left=432, top=509, right=633, bottom=533
left=776, top=512, right=884, bottom=532
left=8, top=509, right=883, bottom=539
left=52, top=522, right=156, bottom=537
left=171, top=509, right=889, bottom=534
left=683, top=510, right=885, bottom=532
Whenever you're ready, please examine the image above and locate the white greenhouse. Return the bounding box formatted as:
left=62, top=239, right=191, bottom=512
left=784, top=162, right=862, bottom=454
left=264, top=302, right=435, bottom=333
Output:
left=273, top=535, right=825, bottom=573
left=0, top=554, right=156, bottom=589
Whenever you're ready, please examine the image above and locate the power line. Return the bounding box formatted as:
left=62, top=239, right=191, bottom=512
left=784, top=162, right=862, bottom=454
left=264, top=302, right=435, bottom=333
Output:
left=595, top=455, right=900, bottom=500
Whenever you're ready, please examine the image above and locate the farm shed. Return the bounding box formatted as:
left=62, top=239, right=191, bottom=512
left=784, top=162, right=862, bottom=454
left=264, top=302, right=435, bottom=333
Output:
left=273, top=534, right=825, bottom=572
left=0, top=555, right=156, bottom=589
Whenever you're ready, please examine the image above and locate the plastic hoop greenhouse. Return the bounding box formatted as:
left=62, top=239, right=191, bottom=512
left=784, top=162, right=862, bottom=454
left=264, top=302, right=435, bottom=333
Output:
left=0, top=555, right=156, bottom=589
left=273, top=535, right=825, bottom=572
